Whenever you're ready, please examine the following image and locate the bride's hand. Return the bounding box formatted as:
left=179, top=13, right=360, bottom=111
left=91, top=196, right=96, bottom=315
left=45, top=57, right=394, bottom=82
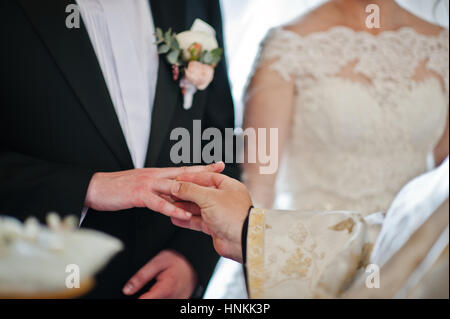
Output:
left=170, top=172, right=253, bottom=263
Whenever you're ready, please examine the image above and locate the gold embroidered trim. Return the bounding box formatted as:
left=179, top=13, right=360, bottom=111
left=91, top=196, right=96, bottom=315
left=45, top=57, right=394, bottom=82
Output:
left=246, top=208, right=266, bottom=298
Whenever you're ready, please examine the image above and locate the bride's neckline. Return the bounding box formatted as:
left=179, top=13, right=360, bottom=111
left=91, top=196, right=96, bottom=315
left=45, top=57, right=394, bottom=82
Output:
left=277, top=25, right=448, bottom=40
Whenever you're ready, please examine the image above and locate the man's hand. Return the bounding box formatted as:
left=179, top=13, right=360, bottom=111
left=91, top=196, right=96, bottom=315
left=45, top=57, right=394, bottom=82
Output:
left=84, top=162, right=225, bottom=220
left=122, top=250, right=197, bottom=299
left=169, top=172, right=253, bottom=262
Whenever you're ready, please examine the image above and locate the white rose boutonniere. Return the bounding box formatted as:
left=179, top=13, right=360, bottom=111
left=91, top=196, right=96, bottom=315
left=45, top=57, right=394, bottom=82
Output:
left=156, top=19, right=223, bottom=110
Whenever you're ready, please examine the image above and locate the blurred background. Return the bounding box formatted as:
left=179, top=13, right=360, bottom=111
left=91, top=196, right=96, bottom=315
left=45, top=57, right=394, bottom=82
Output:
left=204, top=0, right=450, bottom=299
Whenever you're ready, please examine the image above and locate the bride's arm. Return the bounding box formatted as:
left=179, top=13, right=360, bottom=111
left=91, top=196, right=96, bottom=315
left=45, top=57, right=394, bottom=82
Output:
left=242, top=60, right=295, bottom=207
left=433, top=113, right=449, bottom=166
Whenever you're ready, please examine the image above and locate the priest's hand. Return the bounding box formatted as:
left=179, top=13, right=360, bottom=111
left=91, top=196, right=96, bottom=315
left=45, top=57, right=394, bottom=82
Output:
left=169, top=172, right=253, bottom=263
left=84, top=162, right=225, bottom=220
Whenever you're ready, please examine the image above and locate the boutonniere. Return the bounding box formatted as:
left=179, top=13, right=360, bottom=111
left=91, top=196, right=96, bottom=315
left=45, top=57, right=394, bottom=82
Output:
left=156, top=19, right=223, bottom=110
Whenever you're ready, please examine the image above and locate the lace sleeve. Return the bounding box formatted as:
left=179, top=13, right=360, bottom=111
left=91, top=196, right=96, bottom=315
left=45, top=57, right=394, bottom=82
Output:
left=244, top=28, right=297, bottom=209
left=252, top=28, right=296, bottom=82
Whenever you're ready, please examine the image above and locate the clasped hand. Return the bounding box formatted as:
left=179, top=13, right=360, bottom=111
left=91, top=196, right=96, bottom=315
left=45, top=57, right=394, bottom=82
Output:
left=84, top=162, right=225, bottom=220
left=85, top=162, right=251, bottom=298
left=169, top=168, right=253, bottom=263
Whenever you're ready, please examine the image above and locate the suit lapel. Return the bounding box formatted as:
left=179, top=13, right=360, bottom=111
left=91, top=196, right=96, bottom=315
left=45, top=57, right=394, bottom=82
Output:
left=146, top=0, right=187, bottom=166
left=18, top=0, right=134, bottom=169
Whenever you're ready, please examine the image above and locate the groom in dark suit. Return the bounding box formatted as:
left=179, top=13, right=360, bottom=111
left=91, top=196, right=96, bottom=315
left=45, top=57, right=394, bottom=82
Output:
left=0, top=0, right=239, bottom=298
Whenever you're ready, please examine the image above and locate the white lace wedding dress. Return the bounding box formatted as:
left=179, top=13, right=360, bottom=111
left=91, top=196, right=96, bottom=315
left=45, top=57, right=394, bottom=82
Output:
left=207, top=26, right=449, bottom=299
left=266, top=26, right=449, bottom=214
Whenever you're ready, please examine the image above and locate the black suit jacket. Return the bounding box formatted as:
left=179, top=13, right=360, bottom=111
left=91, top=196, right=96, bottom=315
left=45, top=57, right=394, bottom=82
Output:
left=0, top=0, right=240, bottom=298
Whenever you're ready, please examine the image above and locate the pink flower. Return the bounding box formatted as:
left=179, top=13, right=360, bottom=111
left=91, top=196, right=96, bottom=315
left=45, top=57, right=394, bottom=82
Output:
left=184, top=61, right=214, bottom=90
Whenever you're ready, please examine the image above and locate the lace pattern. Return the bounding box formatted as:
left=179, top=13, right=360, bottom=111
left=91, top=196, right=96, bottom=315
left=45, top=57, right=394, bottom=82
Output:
left=246, top=208, right=368, bottom=298
left=258, top=27, right=449, bottom=101
left=253, top=26, right=449, bottom=215
left=246, top=208, right=266, bottom=298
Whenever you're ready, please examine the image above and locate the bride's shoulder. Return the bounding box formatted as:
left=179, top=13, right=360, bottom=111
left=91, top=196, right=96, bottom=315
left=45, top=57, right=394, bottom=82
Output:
left=281, top=2, right=343, bottom=37
left=256, top=3, right=342, bottom=77
left=261, top=2, right=341, bottom=51
left=260, top=2, right=343, bottom=56
left=400, top=9, right=448, bottom=37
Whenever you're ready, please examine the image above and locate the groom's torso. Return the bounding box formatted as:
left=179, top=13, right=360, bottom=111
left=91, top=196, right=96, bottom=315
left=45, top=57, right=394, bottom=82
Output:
left=1, top=0, right=219, bottom=297
left=4, top=0, right=212, bottom=169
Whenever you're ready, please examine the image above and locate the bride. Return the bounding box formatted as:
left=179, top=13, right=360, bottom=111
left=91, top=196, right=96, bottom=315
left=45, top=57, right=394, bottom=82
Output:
left=243, top=0, right=448, bottom=212
left=218, top=0, right=449, bottom=298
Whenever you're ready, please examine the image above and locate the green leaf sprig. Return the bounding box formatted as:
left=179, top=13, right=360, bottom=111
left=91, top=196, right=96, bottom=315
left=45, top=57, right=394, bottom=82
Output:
left=156, top=28, right=181, bottom=65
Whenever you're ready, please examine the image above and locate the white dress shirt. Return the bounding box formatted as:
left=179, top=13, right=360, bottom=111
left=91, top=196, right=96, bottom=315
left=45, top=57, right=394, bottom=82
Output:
left=76, top=0, right=158, bottom=168
left=75, top=0, right=159, bottom=223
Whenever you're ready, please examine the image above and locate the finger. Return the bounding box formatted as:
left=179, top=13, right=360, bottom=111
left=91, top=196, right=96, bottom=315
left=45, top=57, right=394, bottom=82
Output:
left=138, top=275, right=174, bottom=299
left=152, top=178, right=175, bottom=195
left=174, top=201, right=201, bottom=215
left=157, top=183, right=217, bottom=203
left=171, top=181, right=217, bottom=207
left=176, top=172, right=227, bottom=188
left=123, top=257, right=167, bottom=295
left=156, top=162, right=225, bottom=179
left=160, top=194, right=175, bottom=203
left=144, top=193, right=192, bottom=220
left=171, top=216, right=204, bottom=232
